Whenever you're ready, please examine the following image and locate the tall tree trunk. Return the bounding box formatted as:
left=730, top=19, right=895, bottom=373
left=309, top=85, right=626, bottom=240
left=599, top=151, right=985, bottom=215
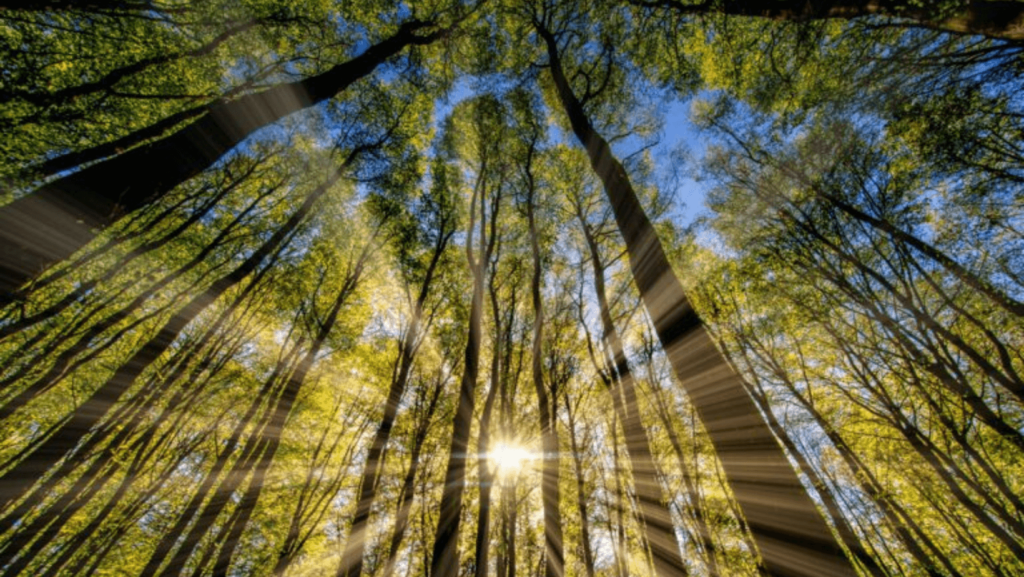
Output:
left=536, top=22, right=856, bottom=577
left=473, top=262, right=508, bottom=577
left=563, top=390, right=597, bottom=577
left=506, top=482, right=517, bottom=577
left=0, top=19, right=443, bottom=299
left=497, top=288, right=524, bottom=577
left=525, top=168, right=565, bottom=577
left=577, top=213, right=688, bottom=577
left=30, top=104, right=207, bottom=180
left=609, top=416, right=629, bottom=577
left=429, top=251, right=482, bottom=577
left=430, top=166, right=499, bottom=577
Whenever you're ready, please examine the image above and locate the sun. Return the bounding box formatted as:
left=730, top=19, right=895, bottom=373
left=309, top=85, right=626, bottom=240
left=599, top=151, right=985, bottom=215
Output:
left=490, top=443, right=532, bottom=478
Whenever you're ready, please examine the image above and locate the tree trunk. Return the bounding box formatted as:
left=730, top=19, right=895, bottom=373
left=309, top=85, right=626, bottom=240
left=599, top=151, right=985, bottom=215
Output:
left=430, top=165, right=499, bottom=577
left=526, top=169, right=565, bottom=577
left=609, top=416, right=629, bottom=577
left=473, top=261, right=508, bottom=577
left=563, top=391, right=597, bottom=577
left=577, top=213, right=689, bottom=577
left=537, top=22, right=856, bottom=577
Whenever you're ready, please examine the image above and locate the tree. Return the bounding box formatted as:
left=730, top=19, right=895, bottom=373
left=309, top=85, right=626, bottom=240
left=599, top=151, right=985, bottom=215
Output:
left=531, top=4, right=857, bottom=574
left=430, top=95, right=507, bottom=577
left=338, top=155, right=458, bottom=577
left=0, top=11, right=455, bottom=301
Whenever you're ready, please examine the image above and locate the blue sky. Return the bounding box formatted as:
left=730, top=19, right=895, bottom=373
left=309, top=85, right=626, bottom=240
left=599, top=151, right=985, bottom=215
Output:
left=651, top=97, right=708, bottom=228
left=433, top=81, right=711, bottom=229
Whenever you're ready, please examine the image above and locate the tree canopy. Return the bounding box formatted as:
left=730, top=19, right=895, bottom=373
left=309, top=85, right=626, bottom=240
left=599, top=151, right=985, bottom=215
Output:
left=0, top=1, right=1021, bottom=576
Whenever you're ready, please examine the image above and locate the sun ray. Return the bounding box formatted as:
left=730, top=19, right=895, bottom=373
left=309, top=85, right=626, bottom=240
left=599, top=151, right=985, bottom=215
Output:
left=490, top=443, right=533, bottom=480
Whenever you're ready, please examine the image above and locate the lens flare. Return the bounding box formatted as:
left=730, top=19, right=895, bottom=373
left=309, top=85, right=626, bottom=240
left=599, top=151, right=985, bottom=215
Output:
left=490, top=443, right=532, bottom=478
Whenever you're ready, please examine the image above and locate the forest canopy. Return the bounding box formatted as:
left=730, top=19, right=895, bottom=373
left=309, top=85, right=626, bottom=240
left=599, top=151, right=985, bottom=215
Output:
left=0, top=1, right=1021, bottom=576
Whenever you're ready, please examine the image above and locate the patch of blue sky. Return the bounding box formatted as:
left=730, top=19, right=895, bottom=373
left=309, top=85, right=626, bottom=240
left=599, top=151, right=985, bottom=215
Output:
left=645, top=95, right=708, bottom=227
left=428, top=72, right=721, bottom=247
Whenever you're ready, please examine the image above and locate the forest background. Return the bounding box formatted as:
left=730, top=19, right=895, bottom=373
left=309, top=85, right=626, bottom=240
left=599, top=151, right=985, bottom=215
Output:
left=0, top=1, right=1021, bottom=576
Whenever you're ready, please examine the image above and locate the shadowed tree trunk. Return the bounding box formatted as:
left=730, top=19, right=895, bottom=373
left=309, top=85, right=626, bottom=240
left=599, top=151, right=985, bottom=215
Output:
left=609, top=414, right=629, bottom=577
left=497, top=274, right=527, bottom=577
left=473, top=247, right=515, bottom=577
left=536, top=20, right=857, bottom=577
left=496, top=317, right=523, bottom=577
